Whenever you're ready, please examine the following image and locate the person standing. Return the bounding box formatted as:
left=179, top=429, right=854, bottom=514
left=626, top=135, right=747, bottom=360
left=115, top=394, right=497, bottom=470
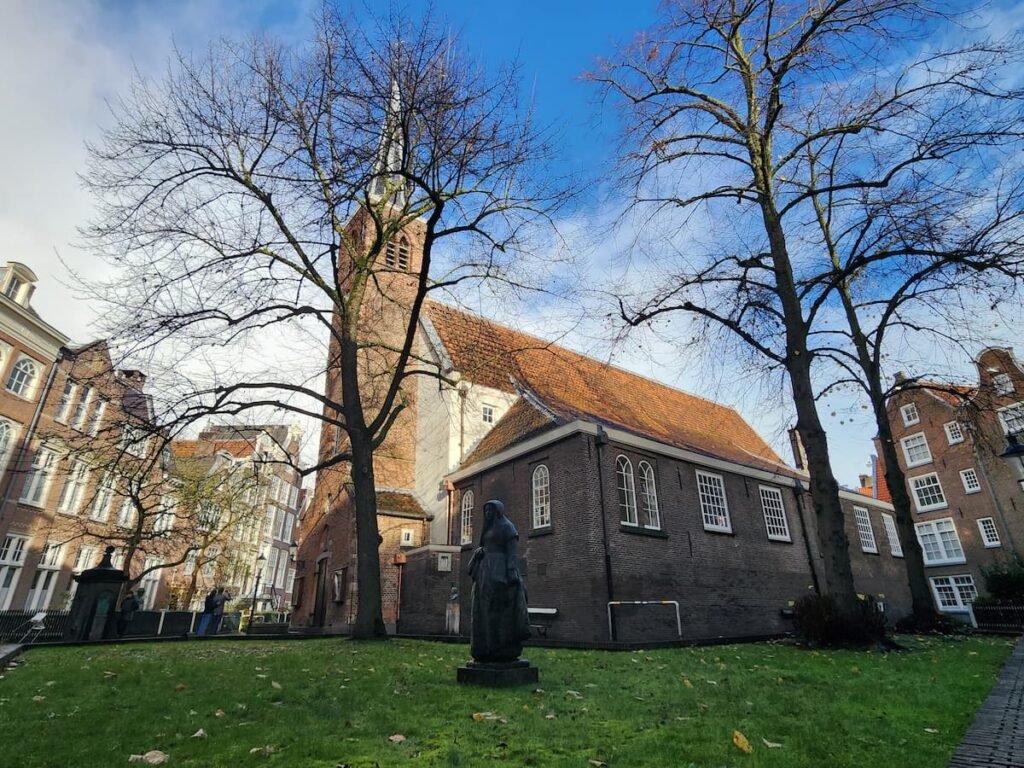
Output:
left=209, top=587, right=231, bottom=635
left=196, top=589, right=216, bottom=636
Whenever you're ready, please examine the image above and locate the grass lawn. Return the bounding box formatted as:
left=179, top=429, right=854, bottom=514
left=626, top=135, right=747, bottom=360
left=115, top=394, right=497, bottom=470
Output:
left=0, top=635, right=1013, bottom=767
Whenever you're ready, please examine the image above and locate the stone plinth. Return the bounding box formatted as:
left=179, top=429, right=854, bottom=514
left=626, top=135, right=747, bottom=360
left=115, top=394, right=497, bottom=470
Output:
left=456, top=658, right=539, bottom=687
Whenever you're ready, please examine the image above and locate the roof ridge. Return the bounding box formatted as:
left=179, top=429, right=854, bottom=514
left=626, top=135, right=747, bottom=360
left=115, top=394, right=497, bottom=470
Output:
left=425, top=299, right=747, bottom=416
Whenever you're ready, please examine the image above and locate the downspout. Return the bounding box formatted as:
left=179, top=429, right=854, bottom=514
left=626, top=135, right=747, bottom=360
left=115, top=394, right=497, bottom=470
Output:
left=0, top=349, right=62, bottom=518
left=594, top=426, right=616, bottom=639
left=793, top=478, right=821, bottom=595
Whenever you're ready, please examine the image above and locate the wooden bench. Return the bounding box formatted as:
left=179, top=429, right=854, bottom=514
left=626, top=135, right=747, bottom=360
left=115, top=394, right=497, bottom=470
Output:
left=528, top=607, right=557, bottom=638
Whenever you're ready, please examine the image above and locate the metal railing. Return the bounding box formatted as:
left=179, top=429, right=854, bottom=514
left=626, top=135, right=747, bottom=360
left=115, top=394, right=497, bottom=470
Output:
left=973, top=604, right=1024, bottom=633
left=0, top=610, right=72, bottom=643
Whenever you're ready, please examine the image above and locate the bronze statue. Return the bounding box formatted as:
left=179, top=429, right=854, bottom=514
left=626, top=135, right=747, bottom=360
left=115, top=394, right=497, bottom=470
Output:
left=467, top=499, right=530, bottom=662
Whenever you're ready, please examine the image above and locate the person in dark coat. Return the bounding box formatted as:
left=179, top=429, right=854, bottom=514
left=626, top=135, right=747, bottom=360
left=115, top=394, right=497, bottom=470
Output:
left=209, top=587, right=231, bottom=634
left=467, top=499, right=530, bottom=663
left=196, top=589, right=217, bottom=636
left=117, top=590, right=141, bottom=637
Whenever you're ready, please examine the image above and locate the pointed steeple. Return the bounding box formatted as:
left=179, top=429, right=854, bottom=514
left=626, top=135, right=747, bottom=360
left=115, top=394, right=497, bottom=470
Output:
left=369, top=78, right=407, bottom=208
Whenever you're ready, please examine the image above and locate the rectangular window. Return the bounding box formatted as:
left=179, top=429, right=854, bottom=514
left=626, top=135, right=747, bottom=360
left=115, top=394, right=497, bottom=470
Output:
left=288, top=485, right=298, bottom=510
left=183, top=550, right=197, bottom=576
left=73, top=546, right=97, bottom=572
left=882, top=513, right=903, bottom=557
left=915, top=518, right=966, bottom=565
left=54, top=380, right=77, bottom=423
left=696, top=470, right=731, bottom=533
left=283, top=513, right=294, bottom=543
left=140, top=557, right=161, bottom=610
left=86, top=399, right=107, bottom=436
left=332, top=568, right=348, bottom=603
left=909, top=473, right=947, bottom=512
left=153, top=496, right=176, bottom=533
left=274, top=508, right=286, bottom=541
left=482, top=405, right=494, bottom=424
left=900, top=403, right=920, bottom=426
left=943, top=421, right=964, bottom=445
left=978, top=517, right=1001, bottom=548
left=119, top=424, right=149, bottom=457
left=758, top=486, right=790, bottom=542
left=115, top=497, right=135, bottom=529
left=900, top=433, right=932, bottom=467
left=89, top=474, right=117, bottom=522
left=56, top=460, right=89, bottom=515
left=997, top=403, right=1024, bottom=436
left=274, top=549, right=288, bottom=589
left=400, top=528, right=416, bottom=547
left=960, top=468, right=982, bottom=494
left=0, top=535, right=28, bottom=610
left=25, top=543, right=63, bottom=611
left=930, top=575, right=977, bottom=612
left=853, top=507, right=878, bottom=553
left=20, top=446, right=56, bottom=506
left=994, top=373, right=1014, bottom=396
left=70, top=385, right=93, bottom=430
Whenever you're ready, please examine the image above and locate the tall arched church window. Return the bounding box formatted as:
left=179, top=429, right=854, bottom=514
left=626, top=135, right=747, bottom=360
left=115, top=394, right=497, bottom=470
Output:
left=385, top=240, right=398, bottom=268
left=0, top=420, right=13, bottom=470
left=616, top=455, right=637, bottom=525
left=6, top=358, right=38, bottom=397
left=637, top=461, right=661, bottom=529
left=532, top=465, right=551, bottom=528
left=397, top=237, right=410, bottom=270
left=460, top=490, right=474, bottom=545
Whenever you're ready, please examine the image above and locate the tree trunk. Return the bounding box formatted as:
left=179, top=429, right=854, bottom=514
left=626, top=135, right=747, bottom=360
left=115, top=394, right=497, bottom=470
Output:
left=874, top=408, right=936, bottom=624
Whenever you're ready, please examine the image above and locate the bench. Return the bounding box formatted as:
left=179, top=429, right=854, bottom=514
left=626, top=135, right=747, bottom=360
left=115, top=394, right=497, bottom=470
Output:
left=528, top=607, right=558, bottom=638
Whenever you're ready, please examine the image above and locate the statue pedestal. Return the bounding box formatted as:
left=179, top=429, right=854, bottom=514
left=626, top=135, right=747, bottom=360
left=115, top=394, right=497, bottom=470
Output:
left=457, top=658, right=539, bottom=687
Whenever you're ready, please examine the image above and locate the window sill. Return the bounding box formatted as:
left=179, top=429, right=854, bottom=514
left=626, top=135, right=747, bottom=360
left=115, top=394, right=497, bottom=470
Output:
left=983, top=543, right=1002, bottom=549
left=964, top=489, right=981, bottom=495
left=916, top=505, right=949, bottom=514
left=767, top=536, right=793, bottom=544
left=702, top=526, right=734, bottom=536
left=619, top=525, right=668, bottom=539
left=905, top=459, right=933, bottom=469
left=528, top=527, right=554, bottom=538
left=923, top=559, right=967, bottom=567
left=17, top=498, right=47, bottom=509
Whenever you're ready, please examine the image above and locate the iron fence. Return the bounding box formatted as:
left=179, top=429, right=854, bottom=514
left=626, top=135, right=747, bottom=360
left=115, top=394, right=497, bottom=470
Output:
left=973, top=604, right=1024, bottom=633
left=0, top=610, right=72, bottom=643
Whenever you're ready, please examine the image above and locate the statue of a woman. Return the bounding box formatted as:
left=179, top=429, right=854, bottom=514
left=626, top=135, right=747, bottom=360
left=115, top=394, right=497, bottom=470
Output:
left=467, top=499, right=531, bottom=663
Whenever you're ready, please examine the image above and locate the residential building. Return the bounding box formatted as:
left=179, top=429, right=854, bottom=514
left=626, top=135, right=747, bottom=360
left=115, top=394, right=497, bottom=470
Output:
left=882, top=348, right=1023, bottom=617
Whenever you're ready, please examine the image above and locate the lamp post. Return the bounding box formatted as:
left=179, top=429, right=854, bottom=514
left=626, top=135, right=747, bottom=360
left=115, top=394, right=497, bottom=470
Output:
left=999, top=433, right=1024, bottom=492
left=248, top=553, right=267, bottom=627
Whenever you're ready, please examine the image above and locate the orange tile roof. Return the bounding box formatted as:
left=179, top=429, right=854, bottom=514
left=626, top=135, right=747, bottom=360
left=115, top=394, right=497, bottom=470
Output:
left=171, top=439, right=255, bottom=459
left=427, top=302, right=791, bottom=475
left=464, top=398, right=558, bottom=465
left=873, top=455, right=892, bottom=503
left=376, top=490, right=427, bottom=518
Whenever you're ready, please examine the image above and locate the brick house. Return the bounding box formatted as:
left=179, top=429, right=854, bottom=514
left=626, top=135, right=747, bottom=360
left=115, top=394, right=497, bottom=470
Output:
left=884, top=348, right=1024, bottom=616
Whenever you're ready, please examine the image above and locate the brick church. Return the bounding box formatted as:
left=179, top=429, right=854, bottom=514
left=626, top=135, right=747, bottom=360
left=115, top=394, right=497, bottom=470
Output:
left=290, top=93, right=916, bottom=644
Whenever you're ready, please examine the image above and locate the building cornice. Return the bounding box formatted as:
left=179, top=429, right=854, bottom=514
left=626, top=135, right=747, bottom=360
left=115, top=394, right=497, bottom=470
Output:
left=0, top=298, right=69, bottom=360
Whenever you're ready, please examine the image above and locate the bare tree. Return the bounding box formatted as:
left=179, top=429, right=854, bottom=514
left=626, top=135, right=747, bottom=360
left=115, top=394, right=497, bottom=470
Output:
left=79, top=5, right=566, bottom=637
left=595, top=0, right=1024, bottom=630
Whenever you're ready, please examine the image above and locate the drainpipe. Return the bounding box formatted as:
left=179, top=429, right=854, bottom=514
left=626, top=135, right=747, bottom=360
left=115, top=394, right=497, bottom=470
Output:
left=793, top=478, right=821, bottom=595
left=594, top=426, right=616, bottom=638
left=0, top=349, right=62, bottom=518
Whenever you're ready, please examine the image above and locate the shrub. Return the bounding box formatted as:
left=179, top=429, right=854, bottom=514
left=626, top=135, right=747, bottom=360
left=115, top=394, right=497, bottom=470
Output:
left=792, top=594, right=888, bottom=647
left=981, top=559, right=1024, bottom=602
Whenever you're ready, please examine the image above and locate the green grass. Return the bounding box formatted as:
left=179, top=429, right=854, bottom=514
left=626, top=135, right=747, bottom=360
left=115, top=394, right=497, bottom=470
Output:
left=0, top=635, right=1013, bottom=767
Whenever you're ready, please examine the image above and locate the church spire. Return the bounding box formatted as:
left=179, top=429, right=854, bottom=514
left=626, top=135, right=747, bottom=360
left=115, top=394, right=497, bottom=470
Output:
left=368, top=77, right=407, bottom=208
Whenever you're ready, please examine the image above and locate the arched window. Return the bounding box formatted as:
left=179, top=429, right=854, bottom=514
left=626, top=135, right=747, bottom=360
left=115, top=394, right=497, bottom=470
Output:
left=460, top=490, right=474, bottom=544
left=385, top=240, right=398, bottom=268
left=6, top=358, right=37, bottom=397
left=397, top=237, right=410, bottom=270
left=637, top=461, right=661, bottom=529
left=0, top=420, right=12, bottom=469
left=616, top=455, right=637, bottom=525
left=532, top=465, right=551, bottom=528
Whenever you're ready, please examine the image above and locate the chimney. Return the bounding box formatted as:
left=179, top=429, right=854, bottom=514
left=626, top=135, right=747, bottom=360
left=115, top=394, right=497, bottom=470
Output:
left=120, top=369, right=147, bottom=387
left=858, top=474, right=873, bottom=497
left=788, top=427, right=807, bottom=470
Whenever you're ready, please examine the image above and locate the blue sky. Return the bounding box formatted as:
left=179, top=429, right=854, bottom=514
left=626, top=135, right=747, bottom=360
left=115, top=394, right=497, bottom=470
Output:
left=1, top=0, right=1019, bottom=487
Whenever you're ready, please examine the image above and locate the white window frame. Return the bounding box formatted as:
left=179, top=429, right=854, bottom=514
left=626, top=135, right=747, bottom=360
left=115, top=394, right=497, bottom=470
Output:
left=758, top=486, right=791, bottom=542
left=909, top=472, right=947, bottom=512
left=54, top=379, right=78, bottom=423
left=959, top=468, right=982, bottom=495
left=943, top=421, right=964, bottom=445
left=25, top=542, right=63, bottom=611
left=993, top=372, right=1014, bottom=396
left=882, top=513, right=903, bottom=557
left=400, top=528, right=416, bottom=547
left=915, top=518, right=966, bottom=566
left=637, top=461, right=661, bottom=529
left=0, top=418, right=18, bottom=474
left=5, top=355, right=40, bottom=398
left=531, top=464, right=551, bottom=529
left=70, top=385, right=93, bottom=430
left=977, top=517, right=1001, bottom=548
left=900, top=402, right=920, bottom=426
left=56, top=460, right=90, bottom=515
left=997, top=402, right=1024, bottom=436
left=460, top=490, right=474, bottom=545
left=616, top=456, right=638, bottom=526
left=139, top=557, right=161, bottom=610
left=853, top=506, right=878, bottom=553
left=19, top=445, right=57, bottom=507
left=481, top=404, right=495, bottom=425
left=86, top=399, right=107, bottom=436
left=153, top=495, right=177, bottom=534
left=929, top=575, right=977, bottom=612
left=900, top=433, right=932, bottom=468
left=115, top=497, right=136, bottom=529
left=89, top=473, right=117, bottom=522
left=696, top=469, right=732, bottom=533
left=0, top=534, right=29, bottom=610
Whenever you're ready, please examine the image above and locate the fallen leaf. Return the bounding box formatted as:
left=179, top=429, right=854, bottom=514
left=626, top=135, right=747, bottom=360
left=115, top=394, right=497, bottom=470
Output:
left=566, top=690, right=584, bottom=699
left=174, top=684, right=187, bottom=692
left=271, top=681, right=282, bottom=690
left=588, top=761, right=607, bottom=767
left=388, top=734, right=406, bottom=743
left=732, top=730, right=753, bottom=754
left=249, top=745, right=275, bottom=755
left=544, top=713, right=557, bottom=720
left=191, top=729, right=207, bottom=739
left=682, top=678, right=694, bottom=689
left=255, top=674, right=268, bottom=679
left=705, top=680, right=718, bottom=686
left=924, top=728, right=939, bottom=734
left=104, top=671, right=117, bottom=678
left=31, top=695, right=46, bottom=703
left=128, top=750, right=169, bottom=765
left=215, top=708, right=225, bottom=717
left=188, top=710, right=198, bottom=716
left=762, top=738, right=783, bottom=749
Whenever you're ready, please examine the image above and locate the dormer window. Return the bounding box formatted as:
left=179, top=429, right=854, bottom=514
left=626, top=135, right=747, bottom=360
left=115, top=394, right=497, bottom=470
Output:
left=1, top=262, right=38, bottom=308
left=994, top=373, right=1014, bottom=396
left=4, top=277, right=23, bottom=301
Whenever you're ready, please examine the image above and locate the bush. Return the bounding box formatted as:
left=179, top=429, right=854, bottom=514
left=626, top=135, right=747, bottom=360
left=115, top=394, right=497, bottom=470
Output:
left=981, top=559, right=1024, bottom=602
left=792, top=594, right=888, bottom=647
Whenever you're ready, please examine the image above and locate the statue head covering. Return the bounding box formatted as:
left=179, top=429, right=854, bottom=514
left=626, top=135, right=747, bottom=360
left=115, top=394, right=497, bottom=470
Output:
left=479, top=499, right=505, bottom=545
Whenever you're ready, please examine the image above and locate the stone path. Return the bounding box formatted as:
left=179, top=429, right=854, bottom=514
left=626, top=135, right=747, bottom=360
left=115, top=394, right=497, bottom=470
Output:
left=949, top=637, right=1024, bottom=767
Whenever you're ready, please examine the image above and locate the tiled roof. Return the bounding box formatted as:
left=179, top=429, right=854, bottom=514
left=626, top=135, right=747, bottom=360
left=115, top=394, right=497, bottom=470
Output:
left=924, top=384, right=976, bottom=407
left=463, top=398, right=558, bottom=465
left=376, top=490, right=427, bottom=518
left=872, top=455, right=892, bottom=503
left=426, top=302, right=790, bottom=475
left=171, top=439, right=255, bottom=459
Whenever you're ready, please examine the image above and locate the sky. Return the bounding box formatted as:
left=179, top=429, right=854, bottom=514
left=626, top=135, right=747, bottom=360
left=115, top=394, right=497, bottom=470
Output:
left=0, top=0, right=1019, bottom=489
